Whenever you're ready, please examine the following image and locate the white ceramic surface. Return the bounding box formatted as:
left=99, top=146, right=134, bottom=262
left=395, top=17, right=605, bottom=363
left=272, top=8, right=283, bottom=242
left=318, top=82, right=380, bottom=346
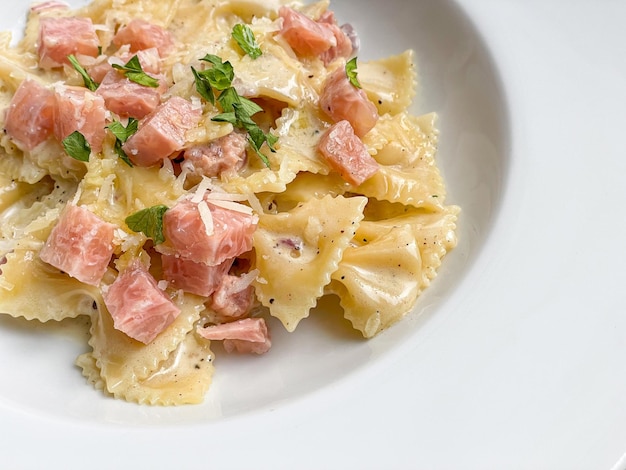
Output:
left=1, top=0, right=625, bottom=469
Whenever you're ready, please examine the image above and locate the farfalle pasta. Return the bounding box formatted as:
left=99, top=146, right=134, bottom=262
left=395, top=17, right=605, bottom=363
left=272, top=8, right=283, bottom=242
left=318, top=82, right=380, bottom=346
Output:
left=0, top=0, right=459, bottom=405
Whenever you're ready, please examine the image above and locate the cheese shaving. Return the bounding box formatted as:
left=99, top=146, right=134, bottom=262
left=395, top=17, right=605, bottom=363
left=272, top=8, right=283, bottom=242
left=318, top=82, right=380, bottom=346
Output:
left=207, top=199, right=254, bottom=215
left=197, top=200, right=214, bottom=236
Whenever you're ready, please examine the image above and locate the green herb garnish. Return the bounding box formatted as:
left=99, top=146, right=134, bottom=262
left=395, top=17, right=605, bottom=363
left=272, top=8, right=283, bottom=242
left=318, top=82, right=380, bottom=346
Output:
left=345, top=57, right=361, bottom=88
left=232, top=24, right=262, bottom=59
left=62, top=130, right=91, bottom=162
left=191, top=54, right=235, bottom=104
left=191, top=53, right=277, bottom=168
left=125, top=205, right=169, bottom=244
left=112, top=55, right=160, bottom=88
left=106, top=118, right=138, bottom=167
left=68, top=54, right=99, bottom=91
left=212, top=93, right=275, bottom=167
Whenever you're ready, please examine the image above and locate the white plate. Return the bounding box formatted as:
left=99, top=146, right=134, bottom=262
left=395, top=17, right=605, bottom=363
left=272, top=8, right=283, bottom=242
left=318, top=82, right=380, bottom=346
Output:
left=1, top=0, right=626, bottom=468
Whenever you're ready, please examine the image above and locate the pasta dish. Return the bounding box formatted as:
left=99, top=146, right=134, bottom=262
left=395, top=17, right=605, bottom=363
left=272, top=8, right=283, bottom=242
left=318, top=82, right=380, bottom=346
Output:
left=0, top=0, right=459, bottom=404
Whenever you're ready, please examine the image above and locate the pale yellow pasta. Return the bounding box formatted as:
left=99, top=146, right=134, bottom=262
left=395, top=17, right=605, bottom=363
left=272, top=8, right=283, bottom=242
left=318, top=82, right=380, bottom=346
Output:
left=253, top=194, right=367, bottom=331
left=368, top=205, right=460, bottom=288
left=75, top=352, right=108, bottom=393
left=360, top=50, right=417, bottom=116
left=259, top=171, right=349, bottom=212
left=358, top=113, right=444, bottom=210
left=79, top=330, right=214, bottom=405
left=76, top=146, right=186, bottom=227
left=89, top=291, right=206, bottom=398
left=328, top=221, right=422, bottom=338
left=271, top=106, right=333, bottom=174
left=0, top=247, right=100, bottom=321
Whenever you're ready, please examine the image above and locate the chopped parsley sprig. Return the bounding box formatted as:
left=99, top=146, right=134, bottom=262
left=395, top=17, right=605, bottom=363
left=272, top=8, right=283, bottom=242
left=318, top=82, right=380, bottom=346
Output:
left=191, top=53, right=277, bottom=168
left=112, top=55, right=160, bottom=88
left=68, top=54, right=99, bottom=91
left=232, top=24, right=262, bottom=59
left=345, top=57, right=362, bottom=88
left=62, top=130, right=91, bottom=162
left=191, top=54, right=234, bottom=104
left=106, top=118, right=138, bottom=167
left=125, top=205, right=169, bottom=245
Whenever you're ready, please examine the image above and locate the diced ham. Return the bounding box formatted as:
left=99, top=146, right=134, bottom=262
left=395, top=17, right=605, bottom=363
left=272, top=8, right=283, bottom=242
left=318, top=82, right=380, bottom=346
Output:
left=122, top=96, right=201, bottom=167
left=197, top=317, right=271, bottom=355
left=210, top=271, right=256, bottom=320
left=223, top=337, right=271, bottom=354
left=37, top=16, right=99, bottom=69
left=159, top=197, right=257, bottom=266
left=112, top=19, right=174, bottom=57
left=278, top=6, right=336, bottom=57
left=39, top=204, right=115, bottom=286
left=4, top=79, right=54, bottom=151
left=182, top=132, right=247, bottom=177
left=318, top=11, right=354, bottom=65
left=53, top=85, right=107, bottom=153
left=104, top=261, right=181, bottom=344
left=319, top=65, right=379, bottom=137
left=317, top=120, right=379, bottom=186
left=96, top=70, right=165, bottom=119
left=161, top=254, right=232, bottom=297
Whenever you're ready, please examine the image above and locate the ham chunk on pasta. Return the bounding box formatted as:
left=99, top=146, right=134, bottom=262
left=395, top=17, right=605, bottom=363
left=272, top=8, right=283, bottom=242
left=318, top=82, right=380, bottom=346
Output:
left=197, top=318, right=271, bottom=355
left=209, top=271, right=257, bottom=320
left=37, top=16, right=99, bottom=69
left=278, top=6, right=353, bottom=64
left=104, top=261, right=181, bottom=344
left=112, top=19, right=174, bottom=56
left=96, top=70, right=165, bottom=119
left=278, top=6, right=337, bottom=57
left=182, top=132, right=247, bottom=177
left=319, top=65, right=379, bottom=137
left=161, top=254, right=232, bottom=297
left=4, top=79, right=55, bottom=151
left=160, top=197, right=257, bottom=266
left=317, top=120, right=379, bottom=186
left=39, top=204, right=115, bottom=286
left=53, top=85, right=107, bottom=153
left=122, top=96, right=201, bottom=167
left=318, top=11, right=355, bottom=65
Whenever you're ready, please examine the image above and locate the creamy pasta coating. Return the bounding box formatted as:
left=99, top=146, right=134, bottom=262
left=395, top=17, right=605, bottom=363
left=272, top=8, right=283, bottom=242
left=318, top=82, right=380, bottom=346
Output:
left=0, top=0, right=459, bottom=405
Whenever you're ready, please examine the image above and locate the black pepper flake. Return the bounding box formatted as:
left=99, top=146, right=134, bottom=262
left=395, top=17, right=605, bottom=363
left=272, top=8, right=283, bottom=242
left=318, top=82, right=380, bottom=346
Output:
left=269, top=298, right=275, bottom=304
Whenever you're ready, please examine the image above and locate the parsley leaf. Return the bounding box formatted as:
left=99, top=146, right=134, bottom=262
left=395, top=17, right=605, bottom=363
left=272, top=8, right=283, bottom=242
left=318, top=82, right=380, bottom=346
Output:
left=62, top=131, right=91, bottom=162
left=199, top=55, right=234, bottom=91
left=106, top=119, right=138, bottom=167
left=191, top=66, right=216, bottom=104
left=192, top=53, right=277, bottom=168
left=345, top=57, right=362, bottom=88
left=232, top=24, right=262, bottom=59
left=112, top=55, right=160, bottom=88
left=107, top=118, right=138, bottom=143
left=212, top=104, right=276, bottom=167
left=68, top=54, right=99, bottom=91
left=125, top=205, right=169, bottom=245
left=192, top=55, right=235, bottom=104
